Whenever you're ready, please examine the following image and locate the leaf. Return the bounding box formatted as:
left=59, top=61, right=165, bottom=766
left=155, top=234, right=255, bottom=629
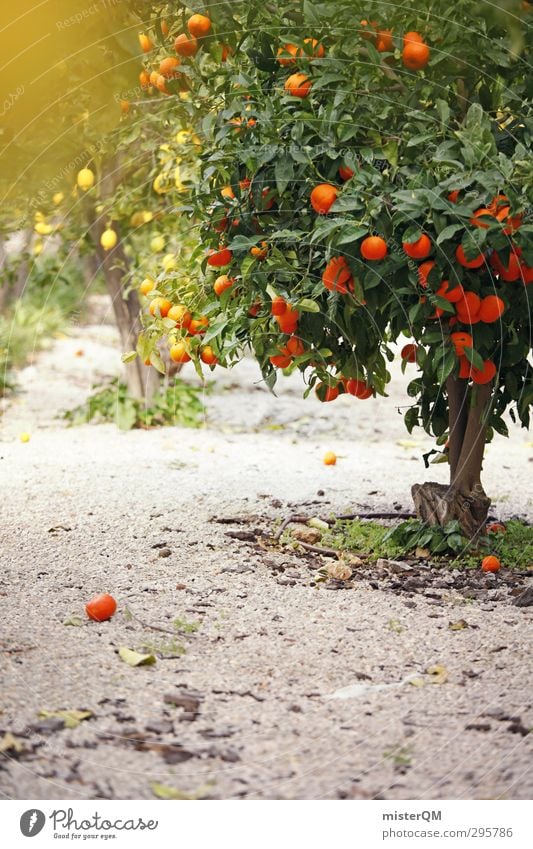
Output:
left=62, top=615, right=84, bottom=627
left=150, top=782, right=212, bottom=800
left=449, top=620, right=469, bottom=631
left=118, top=647, right=156, bottom=667
left=408, top=677, right=425, bottom=688
left=296, top=297, right=320, bottom=313
left=121, top=351, right=137, bottom=363
left=308, top=517, right=330, bottom=531
left=436, top=223, right=464, bottom=245
left=274, top=155, right=294, bottom=195
left=38, top=709, right=93, bottom=729
left=463, top=346, right=484, bottom=371
left=0, top=732, right=25, bottom=753
left=426, top=664, right=448, bottom=684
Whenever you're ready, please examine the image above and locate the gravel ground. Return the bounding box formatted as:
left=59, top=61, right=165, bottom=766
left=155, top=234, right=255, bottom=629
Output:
left=0, top=300, right=532, bottom=800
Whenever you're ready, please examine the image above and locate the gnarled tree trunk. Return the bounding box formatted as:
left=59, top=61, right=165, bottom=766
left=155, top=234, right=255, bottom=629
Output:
left=412, top=377, right=493, bottom=539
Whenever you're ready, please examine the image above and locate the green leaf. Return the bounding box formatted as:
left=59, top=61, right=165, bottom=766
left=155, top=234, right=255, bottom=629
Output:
left=38, top=709, right=93, bottom=729
left=436, top=223, right=464, bottom=245
left=118, top=647, right=156, bottom=667
left=274, top=155, right=294, bottom=195
left=297, top=298, right=321, bottom=313
left=463, top=346, right=484, bottom=371
left=150, top=782, right=212, bottom=801
left=121, top=351, right=137, bottom=364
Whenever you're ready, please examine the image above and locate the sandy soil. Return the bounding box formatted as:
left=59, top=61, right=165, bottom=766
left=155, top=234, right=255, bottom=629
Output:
left=0, top=298, right=532, bottom=800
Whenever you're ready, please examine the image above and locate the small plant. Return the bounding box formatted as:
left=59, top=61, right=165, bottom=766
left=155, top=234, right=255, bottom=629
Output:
left=383, top=519, right=469, bottom=555
left=63, top=378, right=207, bottom=431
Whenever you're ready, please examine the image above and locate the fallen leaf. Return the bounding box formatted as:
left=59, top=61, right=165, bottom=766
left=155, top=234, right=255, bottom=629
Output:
left=407, top=677, right=425, bottom=688
left=396, top=439, right=418, bottom=449
left=449, top=619, right=469, bottom=631
left=150, top=782, right=212, bottom=800
left=0, top=732, right=25, bottom=753
left=291, top=526, right=322, bottom=544
left=427, top=664, right=448, bottom=684
left=308, top=517, right=329, bottom=531
left=38, top=709, right=93, bottom=729
left=63, top=616, right=84, bottom=627
left=415, top=546, right=430, bottom=558
left=326, top=562, right=352, bottom=581
left=118, top=647, right=156, bottom=667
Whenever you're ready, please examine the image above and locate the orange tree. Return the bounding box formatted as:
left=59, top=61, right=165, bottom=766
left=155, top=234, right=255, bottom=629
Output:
left=139, top=0, right=532, bottom=537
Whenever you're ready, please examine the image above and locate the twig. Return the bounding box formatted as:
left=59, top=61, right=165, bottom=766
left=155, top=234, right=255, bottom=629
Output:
left=125, top=607, right=182, bottom=636
left=335, top=511, right=415, bottom=520
left=297, top=542, right=339, bottom=558
left=0, top=646, right=37, bottom=654
left=273, top=514, right=311, bottom=541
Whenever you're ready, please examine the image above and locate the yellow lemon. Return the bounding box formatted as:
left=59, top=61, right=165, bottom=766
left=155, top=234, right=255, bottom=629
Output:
left=52, top=192, right=64, bottom=205
left=100, top=228, right=117, bottom=251
left=77, top=168, right=95, bottom=191
left=139, top=277, right=155, bottom=296
left=19, top=432, right=30, bottom=443
left=150, top=235, right=165, bottom=253
left=33, top=241, right=43, bottom=256
left=162, top=253, right=177, bottom=271
left=34, top=222, right=53, bottom=236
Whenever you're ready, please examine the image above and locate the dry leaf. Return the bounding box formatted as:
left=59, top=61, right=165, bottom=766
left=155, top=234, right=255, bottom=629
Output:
left=415, top=546, right=430, bottom=558
left=119, top=647, right=156, bottom=667
left=308, top=517, right=329, bottom=531
left=150, top=782, right=212, bottom=800
left=408, top=677, right=425, bottom=688
left=63, top=615, right=84, bottom=627
left=327, top=562, right=352, bottom=581
left=0, top=732, right=25, bottom=753
left=427, top=664, right=448, bottom=684
left=449, top=619, right=469, bottom=631
left=38, top=710, right=92, bottom=729
left=291, top=526, right=322, bottom=544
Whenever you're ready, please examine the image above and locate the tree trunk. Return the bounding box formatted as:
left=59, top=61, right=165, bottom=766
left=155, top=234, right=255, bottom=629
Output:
left=85, top=156, right=159, bottom=402
left=412, top=378, right=493, bottom=539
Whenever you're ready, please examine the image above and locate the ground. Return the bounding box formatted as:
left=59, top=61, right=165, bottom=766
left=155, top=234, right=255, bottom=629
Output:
left=0, top=296, right=532, bottom=800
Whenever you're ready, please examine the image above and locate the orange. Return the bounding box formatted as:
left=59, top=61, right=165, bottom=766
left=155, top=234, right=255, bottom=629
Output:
left=323, top=451, right=337, bottom=465
left=221, top=185, right=235, bottom=200
left=403, top=31, right=424, bottom=46
left=356, top=383, right=373, bottom=399
left=401, top=343, right=417, bottom=362
left=361, top=235, right=388, bottom=261
left=284, top=73, right=312, bottom=97
left=200, top=345, right=218, bottom=365
left=138, top=33, right=153, bottom=53
left=487, top=522, right=506, bottom=534
left=174, top=33, right=198, bottom=57
left=251, top=241, right=268, bottom=260
left=270, top=353, right=292, bottom=368
left=310, top=183, right=338, bottom=214
left=277, top=43, right=299, bottom=64
left=471, top=359, right=496, bottom=385
left=221, top=44, right=232, bottom=61
left=169, top=342, right=191, bottom=363
left=167, top=304, right=192, bottom=329
left=161, top=20, right=169, bottom=36
left=338, top=164, right=355, bottom=181
left=470, top=208, right=494, bottom=229
left=322, top=256, right=353, bottom=294
left=479, top=295, right=505, bottom=323
left=139, top=279, right=155, bottom=296
left=456, top=291, right=481, bottom=324
left=458, top=356, right=473, bottom=379
left=402, top=40, right=430, bottom=70
left=285, top=336, right=305, bottom=357
left=271, top=296, right=287, bottom=316
left=153, top=74, right=169, bottom=94
left=376, top=29, right=393, bottom=52
left=149, top=297, right=172, bottom=318
left=149, top=70, right=159, bottom=87
left=417, top=260, right=435, bottom=288
left=402, top=233, right=431, bottom=259
left=189, top=316, right=209, bottom=335
left=316, top=382, right=339, bottom=402
left=301, top=38, right=325, bottom=58
left=437, top=280, right=464, bottom=303
left=187, top=14, right=212, bottom=38
left=277, top=306, right=299, bottom=333
left=214, top=275, right=234, bottom=296
left=86, top=593, right=117, bottom=622
left=481, top=555, right=501, bottom=573
left=360, top=20, right=378, bottom=41
left=456, top=245, right=485, bottom=269
left=447, top=189, right=460, bottom=203
left=120, top=99, right=130, bottom=114
left=490, top=249, right=521, bottom=282
left=207, top=247, right=233, bottom=267
left=450, top=331, right=473, bottom=356
left=159, top=56, right=180, bottom=77
left=139, top=70, right=151, bottom=90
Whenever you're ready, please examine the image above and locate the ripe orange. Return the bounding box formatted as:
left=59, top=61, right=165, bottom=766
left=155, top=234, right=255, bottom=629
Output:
left=316, top=382, right=339, bottom=402
left=479, top=295, right=505, bottom=323
left=401, top=343, right=417, bottom=362
left=356, top=384, right=373, bottom=399
left=285, top=336, right=305, bottom=357
left=270, top=353, right=292, bottom=368
left=221, top=44, right=232, bottom=62
left=86, top=594, right=117, bottom=622
left=277, top=43, right=299, bottom=64
left=139, top=70, right=151, bottom=90
left=221, top=185, right=235, bottom=200
left=284, top=73, right=312, bottom=97
left=187, top=14, right=212, bottom=38
left=167, top=304, right=192, bottom=329
left=310, top=183, right=338, bottom=214
left=490, top=249, right=521, bottom=282
left=338, top=164, right=355, bottom=181
left=271, top=297, right=287, bottom=316
left=360, top=20, right=378, bottom=41
left=207, top=247, right=233, bottom=267
left=447, top=189, right=460, bottom=203
left=437, top=280, right=464, bottom=303
left=471, top=359, right=496, bottom=385
left=276, top=305, right=299, bottom=333
left=403, top=31, right=424, bottom=46
left=361, top=235, right=388, bottom=261
left=174, top=33, right=198, bottom=57
left=161, top=19, right=169, bottom=36
left=301, top=38, right=325, bottom=58
left=458, top=356, right=473, bottom=379
left=323, top=451, right=337, bottom=466
left=487, top=522, right=506, bottom=534
left=159, top=56, right=180, bottom=77
left=470, top=208, right=494, bottom=229
left=149, top=297, right=172, bottom=318
left=214, top=275, right=234, bottom=296
left=376, top=29, right=393, bottom=52
left=251, top=241, right=268, bottom=260
left=322, top=256, right=354, bottom=294
left=456, top=291, right=481, bottom=323
left=402, top=40, right=430, bottom=70
left=120, top=99, right=130, bottom=114
left=403, top=233, right=431, bottom=259
left=450, top=331, right=473, bottom=356
left=345, top=378, right=365, bottom=397
left=189, top=316, right=209, bottom=335
left=138, top=33, right=153, bottom=53
left=169, top=341, right=191, bottom=363
left=481, top=555, right=501, bottom=573
left=417, top=260, right=435, bottom=288
left=200, top=345, right=218, bottom=365
left=456, top=245, right=485, bottom=269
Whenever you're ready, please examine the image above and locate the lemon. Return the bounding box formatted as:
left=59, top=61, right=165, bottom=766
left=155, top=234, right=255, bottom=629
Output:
left=139, top=277, right=155, bottom=296
left=162, top=253, right=177, bottom=271
left=33, top=241, right=43, bottom=256
left=52, top=192, right=64, bottom=205
left=175, top=130, right=190, bottom=144
left=34, top=222, right=53, bottom=236
left=150, top=235, right=165, bottom=253
left=19, top=432, right=30, bottom=443
left=100, top=228, right=117, bottom=251
left=77, top=168, right=95, bottom=191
